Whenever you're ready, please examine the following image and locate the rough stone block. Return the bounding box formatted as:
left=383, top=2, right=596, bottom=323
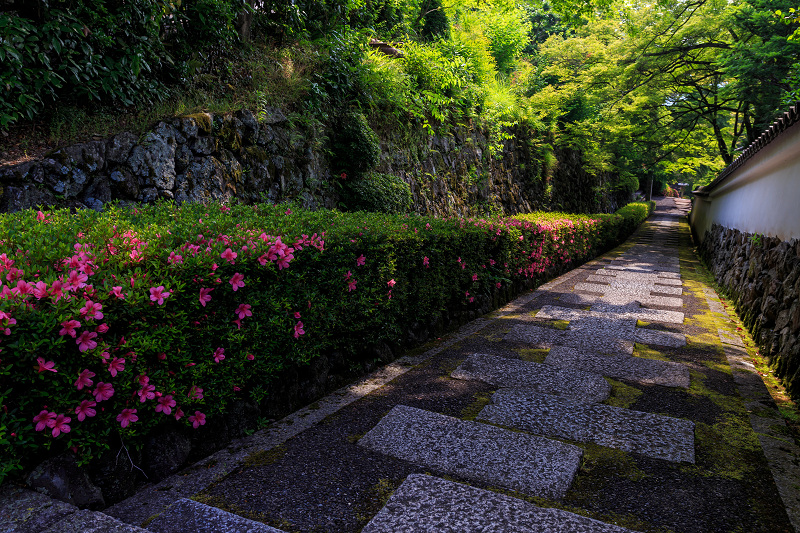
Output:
left=505, top=324, right=634, bottom=356
left=478, top=389, right=695, bottom=463
left=544, top=345, right=690, bottom=388
left=362, top=474, right=637, bottom=533
left=452, top=352, right=611, bottom=402
left=357, top=405, right=583, bottom=499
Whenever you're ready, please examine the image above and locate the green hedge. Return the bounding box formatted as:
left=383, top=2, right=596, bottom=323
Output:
left=0, top=201, right=651, bottom=481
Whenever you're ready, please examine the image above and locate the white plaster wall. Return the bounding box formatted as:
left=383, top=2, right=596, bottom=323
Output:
left=691, top=120, right=800, bottom=243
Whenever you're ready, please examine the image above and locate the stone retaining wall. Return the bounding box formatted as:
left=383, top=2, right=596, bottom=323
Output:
left=0, top=108, right=626, bottom=217
left=699, top=224, right=800, bottom=397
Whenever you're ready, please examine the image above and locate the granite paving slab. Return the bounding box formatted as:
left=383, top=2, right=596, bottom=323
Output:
left=595, top=268, right=680, bottom=280
left=718, top=328, right=746, bottom=347
left=451, top=352, right=611, bottom=402
left=585, top=276, right=684, bottom=294
left=146, top=498, right=286, bottom=533
left=362, top=474, right=637, bottom=533
left=575, top=282, right=682, bottom=297
left=567, top=288, right=683, bottom=308
left=606, top=264, right=681, bottom=274
left=632, top=328, right=686, bottom=348
left=544, top=346, right=690, bottom=388
left=590, top=273, right=683, bottom=286
left=478, top=389, right=695, bottom=463
left=537, top=304, right=684, bottom=325
left=357, top=405, right=583, bottom=499
left=504, top=324, right=634, bottom=355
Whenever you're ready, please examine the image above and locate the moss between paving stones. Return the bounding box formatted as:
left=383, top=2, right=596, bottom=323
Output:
left=603, top=378, right=644, bottom=409
left=243, top=445, right=288, bottom=468
left=516, top=347, right=550, bottom=363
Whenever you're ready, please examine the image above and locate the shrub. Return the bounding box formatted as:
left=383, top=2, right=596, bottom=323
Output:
left=341, top=172, right=413, bottom=214
left=329, top=110, right=382, bottom=176
left=0, top=200, right=650, bottom=483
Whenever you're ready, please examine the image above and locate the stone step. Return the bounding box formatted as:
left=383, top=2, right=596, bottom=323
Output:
left=477, top=389, right=695, bottom=463
left=565, top=288, right=683, bottom=308
left=591, top=272, right=683, bottom=286
left=146, top=498, right=286, bottom=533
left=451, top=352, right=611, bottom=403
left=362, top=474, right=637, bottom=533
left=357, top=405, right=583, bottom=499
left=504, top=324, right=634, bottom=356
left=536, top=303, right=684, bottom=326
left=544, top=346, right=690, bottom=388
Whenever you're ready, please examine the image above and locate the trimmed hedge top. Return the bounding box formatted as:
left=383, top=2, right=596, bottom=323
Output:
left=0, top=200, right=652, bottom=482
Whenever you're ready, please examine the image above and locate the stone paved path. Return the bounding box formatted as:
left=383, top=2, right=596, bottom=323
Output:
left=5, top=197, right=798, bottom=533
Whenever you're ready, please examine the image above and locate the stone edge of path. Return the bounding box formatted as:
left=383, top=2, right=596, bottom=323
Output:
left=361, top=474, right=638, bottom=533
left=100, top=262, right=597, bottom=527
left=146, top=498, right=286, bottom=533
left=0, top=484, right=148, bottom=533
left=700, top=286, right=800, bottom=532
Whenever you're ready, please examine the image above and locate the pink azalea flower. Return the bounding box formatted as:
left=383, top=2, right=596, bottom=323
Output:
left=293, top=311, right=301, bottom=319
left=246, top=353, right=255, bottom=361
left=110, top=286, right=125, bottom=299
left=59, top=319, right=81, bottom=338
left=347, top=279, right=357, bottom=292
left=155, top=395, right=176, bottom=415
left=199, top=287, right=213, bottom=306
left=293, top=321, right=305, bottom=338
left=79, top=300, right=104, bottom=320
left=75, top=400, right=97, bottom=421
left=138, top=383, right=156, bottom=402
left=188, top=411, right=206, bottom=428
left=96, top=323, right=109, bottom=334
left=32, top=281, right=48, bottom=299
left=149, top=286, right=170, bottom=305
left=235, top=303, right=252, bottom=319
left=65, top=270, right=88, bottom=291
left=221, top=248, right=237, bottom=263
left=76, top=330, right=98, bottom=352
left=423, top=256, right=429, bottom=268
left=174, top=407, right=185, bottom=421
left=188, top=385, right=204, bottom=400
left=37, top=210, right=46, bottom=221
left=168, top=251, right=183, bottom=265
left=50, top=414, right=71, bottom=437
left=49, top=279, right=65, bottom=302
left=33, top=410, right=56, bottom=431
left=108, top=357, right=125, bottom=377
left=472, top=273, right=478, bottom=281
left=36, top=357, right=57, bottom=373
left=344, top=270, right=352, bottom=281
left=356, top=254, right=366, bottom=266
left=116, top=408, right=138, bottom=428
left=74, top=369, right=95, bottom=390
left=12, top=280, right=32, bottom=297
left=93, top=382, right=115, bottom=402
left=213, top=347, right=225, bottom=363
left=387, top=279, right=396, bottom=288
left=496, top=282, right=502, bottom=288
left=229, top=273, right=245, bottom=291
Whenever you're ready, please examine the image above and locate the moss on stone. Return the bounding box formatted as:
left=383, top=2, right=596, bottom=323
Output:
left=516, top=348, right=550, bottom=363
left=632, top=343, right=671, bottom=362
left=184, top=113, right=213, bottom=135
left=460, top=392, right=493, bottom=420
left=603, top=378, right=643, bottom=409
left=683, top=414, right=762, bottom=480
left=243, top=444, right=287, bottom=468
left=244, top=145, right=269, bottom=163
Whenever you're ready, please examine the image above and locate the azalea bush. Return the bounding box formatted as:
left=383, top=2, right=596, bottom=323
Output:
left=0, top=201, right=651, bottom=482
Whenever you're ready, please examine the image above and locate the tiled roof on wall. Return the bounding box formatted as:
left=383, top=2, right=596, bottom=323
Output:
left=695, top=101, right=800, bottom=195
